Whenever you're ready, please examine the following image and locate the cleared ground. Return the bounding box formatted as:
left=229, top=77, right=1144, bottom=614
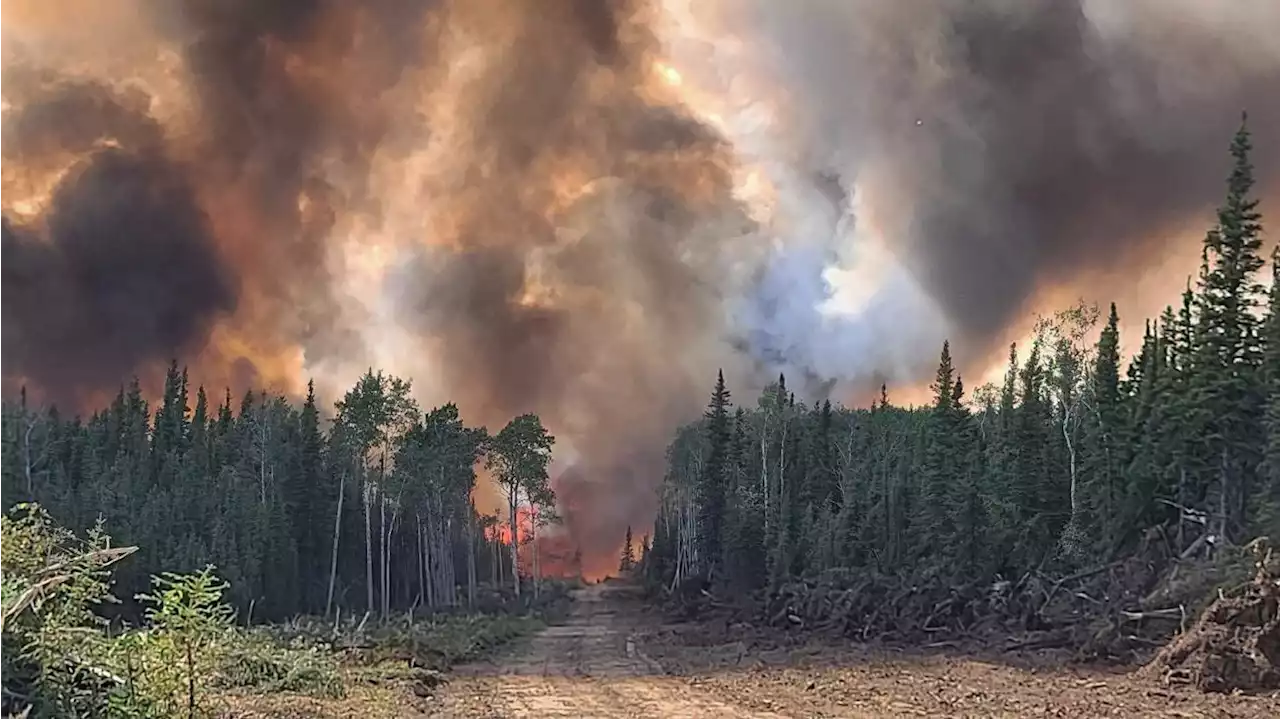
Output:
left=438, top=582, right=779, bottom=717
left=436, top=581, right=1279, bottom=719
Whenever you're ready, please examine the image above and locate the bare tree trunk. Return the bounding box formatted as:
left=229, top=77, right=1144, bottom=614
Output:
left=491, top=521, right=500, bottom=586
left=17, top=399, right=51, bottom=497
left=1064, top=409, right=1079, bottom=521
left=384, top=496, right=400, bottom=617
left=778, top=418, right=789, bottom=507
left=531, top=511, right=540, bottom=600
left=427, top=509, right=437, bottom=603
left=364, top=471, right=374, bottom=613
left=760, top=431, right=769, bottom=532
left=467, top=501, right=477, bottom=608
left=23, top=420, right=37, bottom=495
left=1219, top=447, right=1230, bottom=544
left=379, top=492, right=387, bottom=618
left=508, top=493, right=520, bottom=598
left=258, top=409, right=269, bottom=505
left=324, top=469, right=346, bottom=620
left=445, top=516, right=457, bottom=606
left=416, top=512, right=426, bottom=609
left=1177, top=465, right=1188, bottom=553
left=433, top=496, right=448, bottom=606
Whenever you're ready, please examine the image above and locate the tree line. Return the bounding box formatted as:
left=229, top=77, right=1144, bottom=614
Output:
left=645, top=118, right=1280, bottom=595
left=1, top=369, right=557, bottom=622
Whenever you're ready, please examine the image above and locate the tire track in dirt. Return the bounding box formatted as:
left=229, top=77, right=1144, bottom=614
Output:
left=438, top=582, right=786, bottom=718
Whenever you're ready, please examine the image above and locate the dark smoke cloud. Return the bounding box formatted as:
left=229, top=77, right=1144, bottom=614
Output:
left=1, top=77, right=163, bottom=160
left=1, top=76, right=237, bottom=403
left=738, top=0, right=1280, bottom=383
left=1, top=0, right=440, bottom=397
left=912, top=0, right=1280, bottom=342
left=2, top=145, right=237, bottom=401
left=152, top=0, right=436, bottom=342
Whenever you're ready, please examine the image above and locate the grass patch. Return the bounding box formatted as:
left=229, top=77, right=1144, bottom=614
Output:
left=214, top=630, right=345, bottom=698
left=359, top=612, right=545, bottom=670
left=215, top=582, right=575, bottom=716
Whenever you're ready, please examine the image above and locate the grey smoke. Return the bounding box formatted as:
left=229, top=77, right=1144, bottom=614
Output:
left=729, top=0, right=1280, bottom=390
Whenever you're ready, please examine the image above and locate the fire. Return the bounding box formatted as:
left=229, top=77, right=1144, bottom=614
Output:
left=482, top=506, right=534, bottom=546
left=477, top=504, right=603, bottom=580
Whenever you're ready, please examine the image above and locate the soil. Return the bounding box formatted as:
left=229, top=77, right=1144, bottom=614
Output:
left=434, top=581, right=1280, bottom=718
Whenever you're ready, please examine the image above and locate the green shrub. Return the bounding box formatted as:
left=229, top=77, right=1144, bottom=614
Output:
left=2, top=505, right=349, bottom=718
left=214, top=632, right=344, bottom=698
left=1, top=504, right=135, bottom=718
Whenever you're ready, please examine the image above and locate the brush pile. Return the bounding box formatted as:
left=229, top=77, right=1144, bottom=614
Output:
left=1140, top=539, right=1280, bottom=693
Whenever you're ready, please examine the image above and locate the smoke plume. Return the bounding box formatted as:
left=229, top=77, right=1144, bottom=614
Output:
left=3, top=0, right=1279, bottom=566
left=726, top=0, right=1280, bottom=385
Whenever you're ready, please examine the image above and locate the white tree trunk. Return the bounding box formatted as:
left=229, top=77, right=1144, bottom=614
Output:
left=379, top=492, right=387, bottom=618
left=1063, top=407, right=1079, bottom=521
left=364, top=471, right=374, bottom=612
left=23, top=420, right=35, bottom=495
left=467, top=502, right=477, bottom=608
left=258, top=409, right=269, bottom=505
left=416, top=512, right=426, bottom=608
left=324, top=469, right=346, bottom=620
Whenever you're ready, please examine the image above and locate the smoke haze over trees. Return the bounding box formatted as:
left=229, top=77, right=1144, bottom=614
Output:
left=644, top=122, right=1279, bottom=629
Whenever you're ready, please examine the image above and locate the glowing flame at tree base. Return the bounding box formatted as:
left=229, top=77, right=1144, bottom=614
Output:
left=480, top=505, right=614, bottom=582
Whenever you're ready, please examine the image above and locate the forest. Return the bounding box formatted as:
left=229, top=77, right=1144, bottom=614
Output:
left=1, top=369, right=565, bottom=716
left=1, top=369, right=557, bottom=623
left=643, top=120, right=1280, bottom=652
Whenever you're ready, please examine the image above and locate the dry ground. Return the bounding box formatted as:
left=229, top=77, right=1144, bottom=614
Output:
left=435, top=581, right=1279, bottom=719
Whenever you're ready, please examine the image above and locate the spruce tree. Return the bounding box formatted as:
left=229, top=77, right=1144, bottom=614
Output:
left=918, top=340, right=957, bottom=559
left=1194, top=114, right=1267, bottom=541
left=620, top=525, right=635, bottom=572
left=948, top=374, right=986, bottom=572
left=1086, top=304, right=1123, bottom=550
left=697, top=370, right=732, bottom=580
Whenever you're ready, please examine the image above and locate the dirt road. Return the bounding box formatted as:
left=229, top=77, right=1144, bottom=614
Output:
left=438, top=581, right=784, bottom=717
left=437, top=581, right=1277, bottom=718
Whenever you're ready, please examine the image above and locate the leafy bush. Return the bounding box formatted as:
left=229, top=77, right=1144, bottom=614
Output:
left=1, top=504, right=135, bottom=718
left=2, top=504, right=346, bottom=718
left=2, top=504, right=579, bottom=718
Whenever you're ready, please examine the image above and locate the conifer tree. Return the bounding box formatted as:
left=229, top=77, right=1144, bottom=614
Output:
left=1256, top=248, right=1280, bottom=536
left=620, top=525, right=635, bottom=572
left=918, top=340, right=957, bottom=557
left=1086, top=303, right=1123, bottom=551
left=696, top=370, right=732, bottom=579
left=1194, top=115, right=1267, bottom=541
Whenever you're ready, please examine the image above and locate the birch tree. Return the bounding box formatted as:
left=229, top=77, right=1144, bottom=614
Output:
left=394, top=404, right=486, bottom=609
left=332, top=370, right=418, bottom=616
left=485, top=414, right=555, bottom=598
